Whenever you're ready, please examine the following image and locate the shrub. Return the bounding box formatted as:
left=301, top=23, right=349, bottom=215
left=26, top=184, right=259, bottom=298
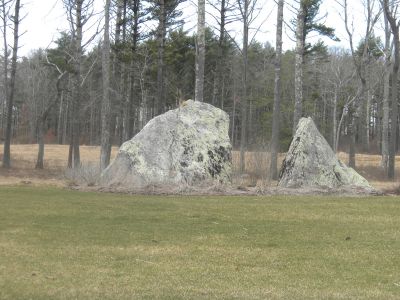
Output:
left=64, top=163, right=101, bottom=186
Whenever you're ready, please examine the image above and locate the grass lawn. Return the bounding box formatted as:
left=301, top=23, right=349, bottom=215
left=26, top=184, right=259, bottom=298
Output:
left=0, top=187, right=400, bottom=299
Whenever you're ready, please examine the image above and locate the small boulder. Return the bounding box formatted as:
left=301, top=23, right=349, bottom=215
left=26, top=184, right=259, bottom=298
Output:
left=278, top=117, right=373, bottom=191
left=100, top=100, right=232, bottom=188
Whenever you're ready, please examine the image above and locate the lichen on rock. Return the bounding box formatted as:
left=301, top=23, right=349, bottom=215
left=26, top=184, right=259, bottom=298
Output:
left=100, top=100, right=232, bottom=188
left=278, top=117, right=374, bottom=191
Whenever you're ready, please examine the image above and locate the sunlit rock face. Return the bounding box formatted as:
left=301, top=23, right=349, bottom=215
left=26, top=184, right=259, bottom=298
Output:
left=100, top=100, right=232, bottom=188
left=279, top=117, right=373, bottom=190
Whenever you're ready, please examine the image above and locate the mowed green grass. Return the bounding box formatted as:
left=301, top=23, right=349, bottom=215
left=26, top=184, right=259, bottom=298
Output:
left=1, top=187, right=400, bottom=299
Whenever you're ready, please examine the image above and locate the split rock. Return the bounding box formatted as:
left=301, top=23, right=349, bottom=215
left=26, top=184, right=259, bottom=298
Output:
left=100, top=100, right=232, bottom=188
left=278, top=117, right=373, bottom=191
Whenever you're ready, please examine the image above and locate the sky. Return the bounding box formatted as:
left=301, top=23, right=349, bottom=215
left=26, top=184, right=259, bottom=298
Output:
left=19, top=0, right=72, bottom=55
left=17, top=0, right=379, bottom=57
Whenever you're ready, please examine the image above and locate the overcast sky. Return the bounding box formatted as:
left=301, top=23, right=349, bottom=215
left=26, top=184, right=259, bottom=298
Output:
left=17, top=0, right=378, bottom=57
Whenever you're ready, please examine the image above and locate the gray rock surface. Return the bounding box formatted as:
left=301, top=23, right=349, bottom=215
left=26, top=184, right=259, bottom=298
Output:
left=100, top=100, right=232, bottom=188
left=278, top=117, right=373, bottom=190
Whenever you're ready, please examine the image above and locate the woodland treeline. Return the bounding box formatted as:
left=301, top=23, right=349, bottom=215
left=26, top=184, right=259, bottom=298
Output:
left=0, top=0, right=399, bottom=180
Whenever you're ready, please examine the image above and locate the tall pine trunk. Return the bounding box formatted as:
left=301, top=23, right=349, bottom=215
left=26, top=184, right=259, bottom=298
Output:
left=383, top=0, right=399, bottom=179
left=239, top=0, right=249, bottom=173
left=293, top=2, right=305, bottom=134
left=100, top=0, right=112, bottom=170
left=157, top=0, right=166, bottom=114
left=381, top=10, right=391, bottom=171
left=68, top=0, right=84, bottom=168
left=1, top=0, right=8, bottom=162
left=211, top=0, right=226, bottom=107
left=388, top=26, right=399, bottom=179
left=195, top=0, right=205, bottom=102
left=2, top=0, right=20, bottom=168
left=364, top=65, right=371, bottom=152
left=125, top=0, right=140, bottom=140
left=270, top=0, right=284, bottom=180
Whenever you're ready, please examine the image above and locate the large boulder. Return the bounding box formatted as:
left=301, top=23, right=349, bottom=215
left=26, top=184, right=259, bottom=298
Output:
left=278, top=117, right=373, bottom=191
left=100, top=100, right=232, bottom=188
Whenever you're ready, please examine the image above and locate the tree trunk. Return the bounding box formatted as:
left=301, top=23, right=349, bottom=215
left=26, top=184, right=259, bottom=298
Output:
left=2, top=0, right=20, bottom=168
left=125, top=65, right=135, bottom=141
left=358, top=57, right=369, bottom=153
left=231, top=76, right=237, bottom=146
left=69, top=0, right=84, bottom=168
left=270, top=0, right=283, bottom=180
left=100, top=0, right=112, bottom=170
left=364, top=65, right=371, bottom=152
left=239, top=0, right=249, bottom=173
left=68, top=142, right=73, bottom=168
left=35, top=118, right=45, bottom=169
left=332, top=88, right=338, bottom=151
left=157, top=0, right=166, bottom=114
left=211, top=0, right=226, bottom=107
left=293, top=2, right=305, bottom=134
left=57, top=90, right=65, bottom=144
left=119, top=0, right=128, bottom=143
left=62, top=97, right=69, bottom=145
left=388, top=28, right=399, bottom=179
left=348, top=113, right=356, bottom=168
left=1, top=0, right=8, bottom=153
left=383, top=0, right=399, bottom=179
left=195, top=0, right=205, bottom=102
left=342, top=0, right=369, bottom=170
left=221, top=74, right=225, bottom=109
left=335, top=101, right=348, bottom=154
left=36, top=70, right=67, bottom=168
left=382, top=10, right=391, bottom=171
left=125, top=0, right=140, bottom=141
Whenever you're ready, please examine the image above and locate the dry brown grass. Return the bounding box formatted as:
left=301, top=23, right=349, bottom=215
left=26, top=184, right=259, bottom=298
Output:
left=231, top=150, right=400, bottom=191
left=6, top=144, right=119, bottom=169
left=0, top=145, right=119, bottom=187
left=1, top=144, right=400, bottom=191
left=335, top=152, right=400, bottom=191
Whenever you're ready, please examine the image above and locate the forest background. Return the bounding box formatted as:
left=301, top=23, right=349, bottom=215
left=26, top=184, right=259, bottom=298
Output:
left=0, top=0, right=398, bottom=181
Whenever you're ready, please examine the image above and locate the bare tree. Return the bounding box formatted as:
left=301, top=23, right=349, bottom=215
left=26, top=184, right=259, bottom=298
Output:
left=382, top=0, right=399, bottom=179
left=2, top=0, right=21, bottom=168
left=34, top=54, right=68, bottom=169
left=63, top=0, right=97, bottom=168
left=340, top=0, right=379, bottom=168
left=326, top=53, right=356, bottom=153
left=237, top=0, right=261, bottom=172
left=270, top=0, right=284, bottom=180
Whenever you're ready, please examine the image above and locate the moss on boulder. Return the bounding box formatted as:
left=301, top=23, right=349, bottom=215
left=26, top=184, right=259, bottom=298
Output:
left=279, top=117, right=373, bottom=191
left=100, top=100, right=232, bottom=188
